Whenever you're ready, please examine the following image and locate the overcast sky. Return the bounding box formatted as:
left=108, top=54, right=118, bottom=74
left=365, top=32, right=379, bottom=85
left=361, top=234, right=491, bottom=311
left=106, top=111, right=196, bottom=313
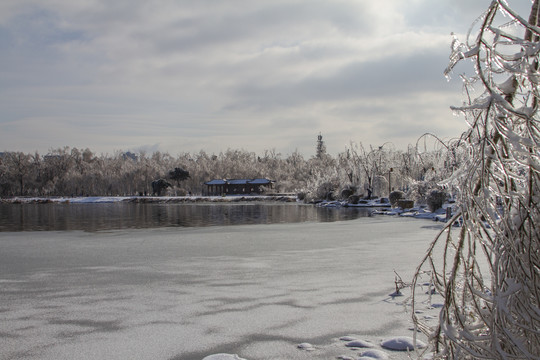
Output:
left=0, top=0, right=532, bottom=156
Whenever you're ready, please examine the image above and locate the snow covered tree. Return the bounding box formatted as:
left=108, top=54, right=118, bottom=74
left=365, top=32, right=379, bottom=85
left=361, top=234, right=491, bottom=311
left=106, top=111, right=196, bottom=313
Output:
left=347, top=142, right=395, bottom=198
left=3, top=152, right=32, bottom=195
left=412, top=1, right=540, bottom=358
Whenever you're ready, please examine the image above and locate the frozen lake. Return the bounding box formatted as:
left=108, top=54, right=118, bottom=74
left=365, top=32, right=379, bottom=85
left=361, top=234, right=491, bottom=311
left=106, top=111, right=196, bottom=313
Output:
left=0, top=211, right=441, bottom=360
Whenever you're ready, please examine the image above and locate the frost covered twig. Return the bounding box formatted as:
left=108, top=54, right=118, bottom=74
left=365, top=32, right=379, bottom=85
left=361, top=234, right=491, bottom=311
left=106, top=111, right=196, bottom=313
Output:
left=392, top=270, right=410, bottom=296
left=412, top=1, right=540, bottom=359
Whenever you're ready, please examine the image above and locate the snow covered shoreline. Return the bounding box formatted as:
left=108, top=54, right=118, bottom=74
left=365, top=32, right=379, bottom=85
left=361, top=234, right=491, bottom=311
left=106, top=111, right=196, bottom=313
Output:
left=317, top=199, right=455, bottom=223
left=0, top=195, right=298, bottom=204
left=2, top=195, right=457, bottom=225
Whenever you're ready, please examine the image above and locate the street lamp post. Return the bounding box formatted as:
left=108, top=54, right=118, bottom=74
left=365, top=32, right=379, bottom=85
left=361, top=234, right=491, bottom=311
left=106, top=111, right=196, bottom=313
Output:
left=388, top=168, right=393, bottom=196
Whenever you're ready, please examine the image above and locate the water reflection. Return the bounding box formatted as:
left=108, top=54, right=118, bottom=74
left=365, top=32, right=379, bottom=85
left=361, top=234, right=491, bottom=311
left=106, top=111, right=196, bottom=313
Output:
left=0, top=202, right=375, bottom=232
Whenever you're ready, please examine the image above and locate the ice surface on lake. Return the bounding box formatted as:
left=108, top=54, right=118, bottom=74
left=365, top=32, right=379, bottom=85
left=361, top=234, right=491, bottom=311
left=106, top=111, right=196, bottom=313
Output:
left=0, top=218, right=440, bottom=359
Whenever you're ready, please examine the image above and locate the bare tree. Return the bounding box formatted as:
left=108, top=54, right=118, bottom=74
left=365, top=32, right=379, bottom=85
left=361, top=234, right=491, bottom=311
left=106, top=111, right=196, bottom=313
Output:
left=5, top=152, right=32, bottom=195
left=348, top=142, right=394, bottom=198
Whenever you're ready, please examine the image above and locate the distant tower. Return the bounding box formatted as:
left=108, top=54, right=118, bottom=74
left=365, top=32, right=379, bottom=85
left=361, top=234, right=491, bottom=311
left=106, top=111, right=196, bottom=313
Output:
left=316, top=133, right=326, bottom=159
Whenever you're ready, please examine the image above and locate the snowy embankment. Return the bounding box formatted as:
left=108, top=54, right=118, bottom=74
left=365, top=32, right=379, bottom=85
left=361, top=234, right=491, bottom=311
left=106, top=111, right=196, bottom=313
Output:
left=373, top=205, right=453, bottom=222
left=315, top=198, right=391, bottom=208
left=1, top=195, right=298, bottom=204
left=317, top=199, right=455, bottom=222
left=204, top=334, right=428, bottom=360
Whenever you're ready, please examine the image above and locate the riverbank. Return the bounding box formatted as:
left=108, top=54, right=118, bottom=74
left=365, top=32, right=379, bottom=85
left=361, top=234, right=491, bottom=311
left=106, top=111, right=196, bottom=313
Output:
left=0, top=195, right=298, bottom=204
left=317, top=199, right=456, bottom=222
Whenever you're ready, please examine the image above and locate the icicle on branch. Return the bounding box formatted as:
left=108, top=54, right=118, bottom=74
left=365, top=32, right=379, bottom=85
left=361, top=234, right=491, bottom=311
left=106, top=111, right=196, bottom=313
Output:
left=411, top=0, right=540, bottom=358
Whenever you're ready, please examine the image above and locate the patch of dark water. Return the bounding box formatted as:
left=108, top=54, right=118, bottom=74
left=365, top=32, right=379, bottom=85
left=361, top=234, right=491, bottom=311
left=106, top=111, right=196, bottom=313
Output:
left=0, top=202, right=377, bottom=232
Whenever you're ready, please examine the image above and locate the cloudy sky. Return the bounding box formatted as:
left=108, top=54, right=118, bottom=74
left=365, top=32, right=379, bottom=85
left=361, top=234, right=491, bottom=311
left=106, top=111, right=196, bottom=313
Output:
left=0, top=0, right=532, bottom=156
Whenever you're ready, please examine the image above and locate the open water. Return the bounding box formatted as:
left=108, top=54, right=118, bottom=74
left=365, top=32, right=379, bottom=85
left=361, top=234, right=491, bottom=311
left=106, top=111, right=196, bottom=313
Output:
left=0, top=202, right=375, bottom=232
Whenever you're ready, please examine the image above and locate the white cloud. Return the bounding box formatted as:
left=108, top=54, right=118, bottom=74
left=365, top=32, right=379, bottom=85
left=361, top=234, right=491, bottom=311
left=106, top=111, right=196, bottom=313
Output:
left=0, top=0, right=517, bottom=156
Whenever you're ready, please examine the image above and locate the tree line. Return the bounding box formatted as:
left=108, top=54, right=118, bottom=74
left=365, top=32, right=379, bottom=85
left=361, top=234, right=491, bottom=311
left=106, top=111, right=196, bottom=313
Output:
left=0, top=138, right=458, bottom=202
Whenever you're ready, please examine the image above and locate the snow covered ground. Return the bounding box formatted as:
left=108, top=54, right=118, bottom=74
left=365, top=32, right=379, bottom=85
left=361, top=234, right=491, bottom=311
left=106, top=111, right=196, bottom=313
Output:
left=317, top=199, right=456, bottom=223
left=0, top=217, right=442, bottom=360
left=1, top=195, right=298, bottom=204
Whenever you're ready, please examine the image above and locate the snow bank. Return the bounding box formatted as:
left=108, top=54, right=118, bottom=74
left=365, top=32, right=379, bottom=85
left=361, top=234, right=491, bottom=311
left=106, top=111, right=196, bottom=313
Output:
left=316, top=199, right=459, bottom=224
left=358, top=349, right=390, bottom=359
left=345, top=339, right=376, bottom=348
left=1, top=195, right=297, bottom=204
left=374, top=204, right=455, bottom=222
left=296, top=342, right=316, bottom=351
left=316, top=198, right=391, bottom=208
left=380, top=336, right=427, bottom=351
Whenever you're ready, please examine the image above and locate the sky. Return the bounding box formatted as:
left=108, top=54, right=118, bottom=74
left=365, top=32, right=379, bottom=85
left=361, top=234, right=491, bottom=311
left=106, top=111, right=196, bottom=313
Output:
left=0, top=0, right=533, bottom=157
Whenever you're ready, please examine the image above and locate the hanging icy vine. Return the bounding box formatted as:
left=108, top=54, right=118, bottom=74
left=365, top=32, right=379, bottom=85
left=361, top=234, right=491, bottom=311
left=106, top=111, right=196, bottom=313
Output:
left=411, top=0, right=540, bottom=358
